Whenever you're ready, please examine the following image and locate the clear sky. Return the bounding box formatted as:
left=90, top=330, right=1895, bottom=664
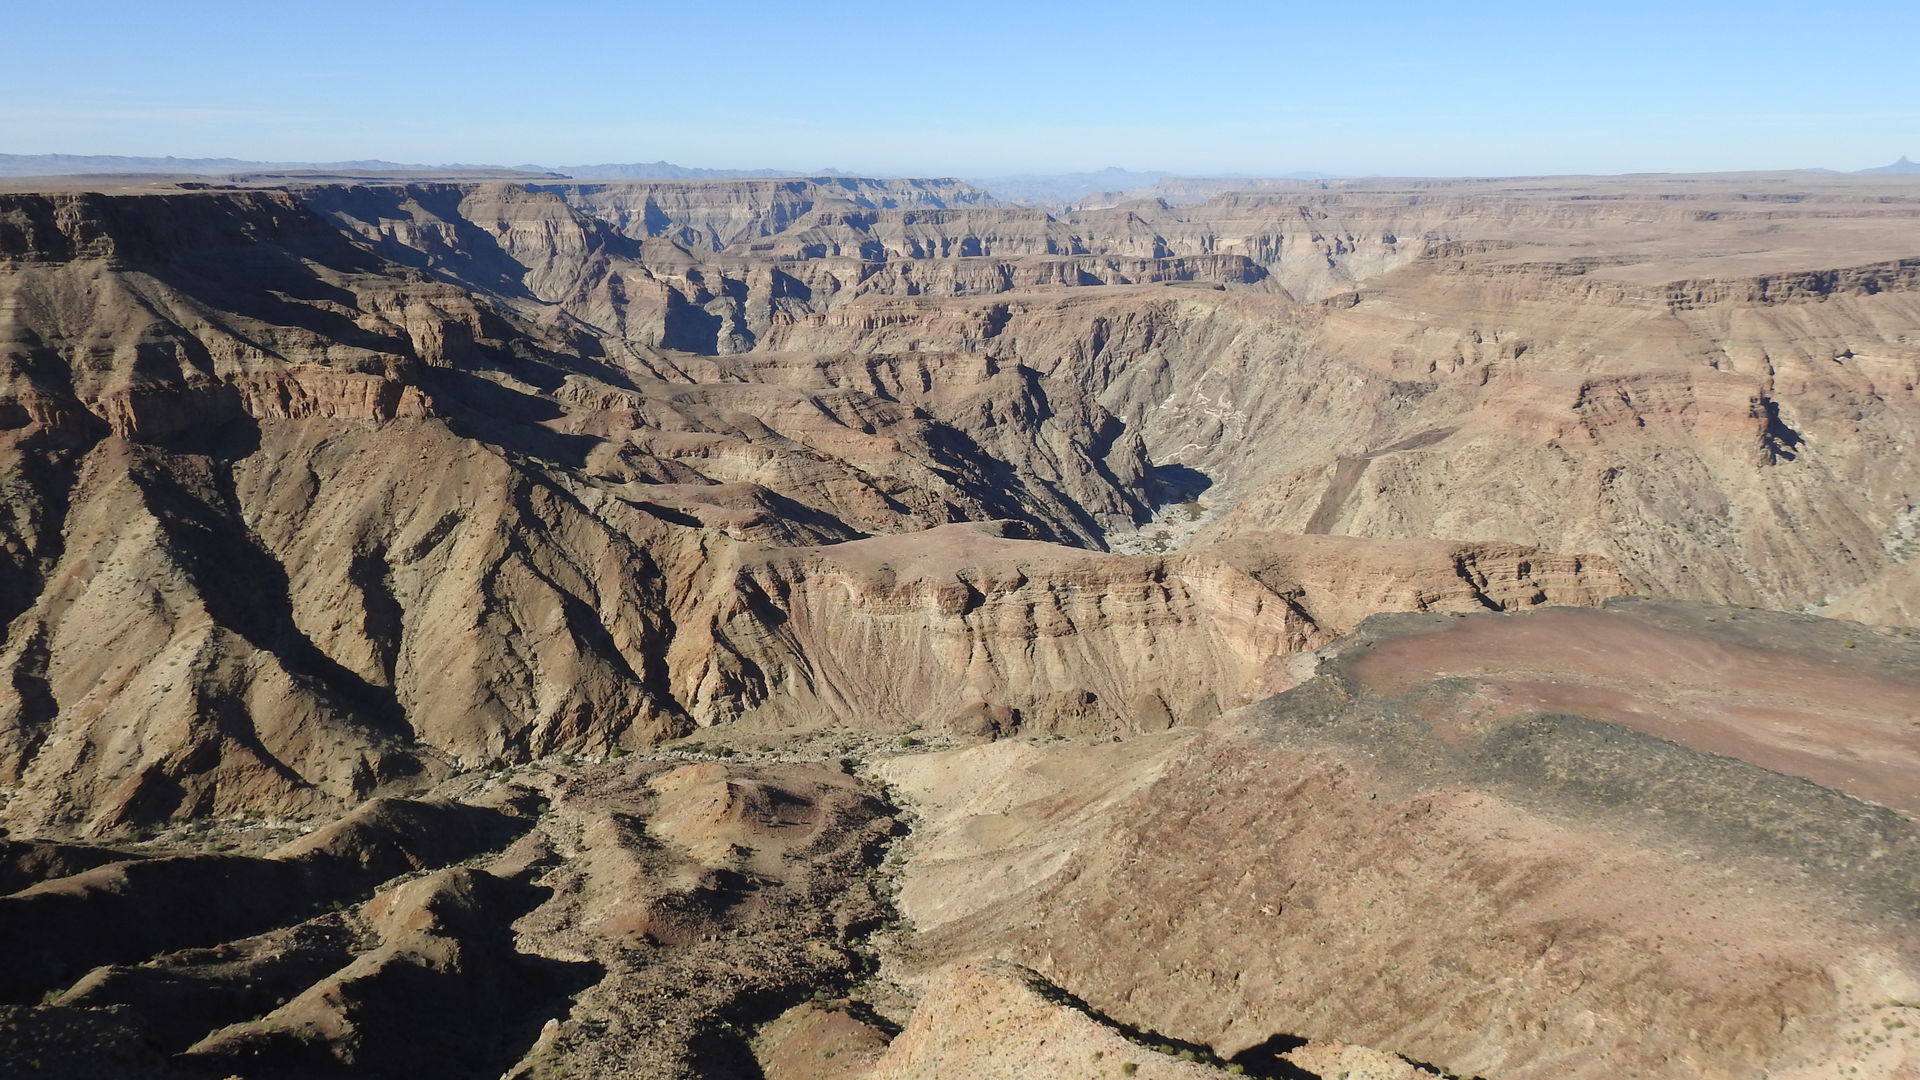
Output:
left=4, top=0, right=1915, bottom=177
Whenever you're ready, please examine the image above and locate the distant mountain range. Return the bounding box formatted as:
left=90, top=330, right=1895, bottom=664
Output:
left=27, top=153, right=1908, bottom=200
left=0, top=154, right=1338, bottom=205
left=538, top=161, right=847, bottom=180
left=0, top=153, right=562, bottom=178
left=0, top=153, right=834, bottom=181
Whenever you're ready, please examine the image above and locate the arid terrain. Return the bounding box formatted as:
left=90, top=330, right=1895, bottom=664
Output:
left=1, top=169, right=1918, bottom=1078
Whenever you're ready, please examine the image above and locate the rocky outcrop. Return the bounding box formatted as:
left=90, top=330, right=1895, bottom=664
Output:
left=0, top=185, right=1639, bottom=833
left=880, top=601, right=1920, bottom=1080
left=760, top=268, right=1920, bottom=614
left=5, top=171, right=1919, bottom=837
left=0, top=796, right=529, bottom=1004
left=538, top=177, right=998, bottom=253
left=668, top=523, right=1628, bottom=735
left=1, top=170, right=1917, bottom=1080
left=0, top=758, right=901, bottom=1080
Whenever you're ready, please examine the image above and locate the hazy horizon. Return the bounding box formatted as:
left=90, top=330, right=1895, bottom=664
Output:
left=3, top=0, right=1916, bottom=177
left=4, top=151, right=1917, bottom=183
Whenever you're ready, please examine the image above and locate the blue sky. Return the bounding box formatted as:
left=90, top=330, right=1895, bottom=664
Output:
left=4, top=0, right=1915, bottom=176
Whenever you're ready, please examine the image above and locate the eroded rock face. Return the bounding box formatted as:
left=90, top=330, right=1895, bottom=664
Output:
left=3, top=170, right=1919, bottom=838
left=879, top=602, right=1920, bottom=1080
left=764, top=277, right=1920, bottom=615
left=0, top=605, right=1912, bottom=1078
left=0, top=758, right=900, bottom=1080
left=2, top=169, right=1918, bottom=1080
left=0, top=181, right=1653, bottom=833
left=667, top=523, right=1627, bottom=735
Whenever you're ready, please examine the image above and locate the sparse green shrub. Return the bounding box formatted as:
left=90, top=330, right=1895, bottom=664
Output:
left=1120, top=1064, right=1137, bottom=1076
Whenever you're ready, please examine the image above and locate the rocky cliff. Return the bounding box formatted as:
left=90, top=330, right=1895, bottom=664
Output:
left=0, top=183, right=1638, bottom=834
left=3, top=172, right=1918, bottom=834
left=2, top=171, right=1918, bottom=1079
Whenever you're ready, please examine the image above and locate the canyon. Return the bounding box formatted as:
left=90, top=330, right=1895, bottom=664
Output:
left=0, top=169, right=1917, bottom=1078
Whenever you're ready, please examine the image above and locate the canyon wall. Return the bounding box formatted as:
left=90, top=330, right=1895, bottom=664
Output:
left=4, top=172, right=1918, bottom=831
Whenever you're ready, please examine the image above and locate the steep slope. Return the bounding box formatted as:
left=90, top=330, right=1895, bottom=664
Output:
left=1, top=169, right=1917, bottom=1080
left=311, top=173, right=1920, bottom=617
left=761, top=267, right=1920, bottom=613
left=663, top=522, right=1623, bottom=734
left=0, top=186, right=1631, bottom=834
left=6, top=599, right=1911, bottom=1079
